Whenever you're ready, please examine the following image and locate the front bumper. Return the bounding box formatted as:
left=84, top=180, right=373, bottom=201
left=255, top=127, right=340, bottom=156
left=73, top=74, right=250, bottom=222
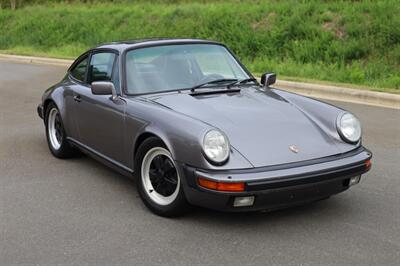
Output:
left=178, top=147, right=372, bottom=212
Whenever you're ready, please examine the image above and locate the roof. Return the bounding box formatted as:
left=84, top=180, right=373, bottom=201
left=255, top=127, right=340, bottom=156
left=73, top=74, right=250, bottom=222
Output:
left=94, top=38, right=222, bottom=52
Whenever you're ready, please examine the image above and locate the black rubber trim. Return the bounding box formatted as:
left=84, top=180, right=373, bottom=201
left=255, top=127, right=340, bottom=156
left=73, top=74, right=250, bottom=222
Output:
left=67, top=137, right=133, bottom=173
left=246, top=161, right=367, bottom=191
left=190, top=88, right=241, bottom=96
left=37, top=104, right=44, bottom=119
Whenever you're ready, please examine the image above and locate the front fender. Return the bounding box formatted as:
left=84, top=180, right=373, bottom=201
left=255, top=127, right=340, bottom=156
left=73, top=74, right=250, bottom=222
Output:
left=124, top=99, right=253, bottom=171
left=272, top=88, right=361, bottom=153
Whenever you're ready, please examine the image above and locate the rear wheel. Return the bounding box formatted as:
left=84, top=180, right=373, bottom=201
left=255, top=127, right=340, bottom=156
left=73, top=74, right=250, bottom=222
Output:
left=135, top=137, right=190, bottom=217
left=45, top=102, right=77, bottom=158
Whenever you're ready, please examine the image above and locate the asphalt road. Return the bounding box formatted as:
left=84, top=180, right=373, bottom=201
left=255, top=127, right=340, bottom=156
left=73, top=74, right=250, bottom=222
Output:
left=1, top=61, right=399, bottom=265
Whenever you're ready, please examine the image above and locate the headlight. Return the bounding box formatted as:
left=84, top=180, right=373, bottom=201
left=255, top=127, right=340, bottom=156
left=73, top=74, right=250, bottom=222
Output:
left=337, top=112, right=362, bottom=143
left=203, top=130, right=230, bottom=164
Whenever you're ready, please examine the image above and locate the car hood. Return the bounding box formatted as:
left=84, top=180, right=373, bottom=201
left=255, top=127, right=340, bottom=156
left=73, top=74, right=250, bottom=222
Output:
left=147, top=88, right=343, bottom=167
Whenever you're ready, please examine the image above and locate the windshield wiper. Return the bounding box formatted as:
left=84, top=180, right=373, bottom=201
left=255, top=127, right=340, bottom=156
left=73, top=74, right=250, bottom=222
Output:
left=190, top=78, right=238, bottom=92
left=239, top=78, right=258, bottom=84
left=227, top=78, right=258, bottom=88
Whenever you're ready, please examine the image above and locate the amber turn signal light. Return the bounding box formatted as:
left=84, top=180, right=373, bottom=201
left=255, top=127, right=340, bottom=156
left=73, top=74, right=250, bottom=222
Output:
left=365, top=159, right=372, bottom=170
left=198, top=177, right=245, bottom=192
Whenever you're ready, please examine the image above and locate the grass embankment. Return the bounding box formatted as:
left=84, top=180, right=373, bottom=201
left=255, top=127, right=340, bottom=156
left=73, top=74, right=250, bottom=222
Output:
left=0, top=1, right=399, bottom=92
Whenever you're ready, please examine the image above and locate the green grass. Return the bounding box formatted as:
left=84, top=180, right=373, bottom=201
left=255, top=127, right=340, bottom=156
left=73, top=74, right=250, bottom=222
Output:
left=0, top=0, right=399, bottom=92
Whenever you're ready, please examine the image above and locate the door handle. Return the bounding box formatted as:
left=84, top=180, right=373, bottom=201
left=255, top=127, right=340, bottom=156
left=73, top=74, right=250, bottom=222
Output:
left=73, top=95, right=82, bottom=102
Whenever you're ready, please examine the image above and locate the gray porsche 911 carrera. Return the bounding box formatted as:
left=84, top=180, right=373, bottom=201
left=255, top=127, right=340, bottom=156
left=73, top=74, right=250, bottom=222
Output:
left=38, top=38, right=372, bottom=216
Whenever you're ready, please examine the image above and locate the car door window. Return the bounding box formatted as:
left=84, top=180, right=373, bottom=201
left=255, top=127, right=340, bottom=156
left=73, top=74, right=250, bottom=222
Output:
left=70, top=55, right=88, bottom=82
left=88, top=52, right=116, bottom=84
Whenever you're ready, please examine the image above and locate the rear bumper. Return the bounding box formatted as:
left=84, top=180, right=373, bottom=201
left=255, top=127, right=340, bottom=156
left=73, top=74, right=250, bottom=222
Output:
left=178, top=147, right=372, bottom=212
left=37, top=104, right=44, bottom=119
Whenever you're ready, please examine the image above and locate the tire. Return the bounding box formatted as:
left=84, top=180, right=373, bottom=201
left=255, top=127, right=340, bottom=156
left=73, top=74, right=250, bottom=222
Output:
left=134, top=137, right=190, bottom=217
left=44, top=102, right=77, bottom=158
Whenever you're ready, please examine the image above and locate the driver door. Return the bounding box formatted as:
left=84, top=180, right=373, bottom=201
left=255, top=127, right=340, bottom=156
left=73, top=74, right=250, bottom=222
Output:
left=73, top=50, right=127, bottom=166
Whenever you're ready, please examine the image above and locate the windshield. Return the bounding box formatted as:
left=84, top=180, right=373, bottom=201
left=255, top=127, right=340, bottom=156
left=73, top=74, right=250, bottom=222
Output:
left=125, top=44, right=250, bottom=94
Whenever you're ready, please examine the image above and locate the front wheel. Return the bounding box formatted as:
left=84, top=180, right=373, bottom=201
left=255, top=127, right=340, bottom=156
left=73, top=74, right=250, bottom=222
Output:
left=134, top=137, right=190, bottom=217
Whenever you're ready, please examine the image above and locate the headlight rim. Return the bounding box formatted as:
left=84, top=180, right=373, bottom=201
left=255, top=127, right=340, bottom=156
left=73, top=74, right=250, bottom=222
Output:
left=202, top=129, right=230, bottom=165
left=336, top=112, right=362, bottom=144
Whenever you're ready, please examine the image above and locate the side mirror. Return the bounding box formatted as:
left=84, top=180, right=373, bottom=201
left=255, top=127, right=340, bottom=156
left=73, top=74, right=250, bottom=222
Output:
left=91, top=81, right=117, bottom=100
left=260, top=72, right=276, bottom=88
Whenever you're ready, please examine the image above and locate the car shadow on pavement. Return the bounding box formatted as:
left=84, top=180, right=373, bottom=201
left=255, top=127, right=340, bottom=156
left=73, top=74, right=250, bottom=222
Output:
left=186, top=198, right=341, bottom=223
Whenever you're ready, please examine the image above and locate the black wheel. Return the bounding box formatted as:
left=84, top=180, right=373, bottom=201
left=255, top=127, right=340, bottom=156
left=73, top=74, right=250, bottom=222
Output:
left=134, top=137, right=190, bottom=217
left=44, top=102, right=77, bottom=158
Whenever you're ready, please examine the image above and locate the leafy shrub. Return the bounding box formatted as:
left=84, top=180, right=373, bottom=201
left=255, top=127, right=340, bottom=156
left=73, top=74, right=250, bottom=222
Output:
left=0, top=0, right=399, bottom=91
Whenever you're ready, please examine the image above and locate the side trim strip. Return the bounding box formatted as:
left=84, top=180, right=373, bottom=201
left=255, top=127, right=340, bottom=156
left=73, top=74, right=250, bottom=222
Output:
left=67, top=137, right=133, bottom=173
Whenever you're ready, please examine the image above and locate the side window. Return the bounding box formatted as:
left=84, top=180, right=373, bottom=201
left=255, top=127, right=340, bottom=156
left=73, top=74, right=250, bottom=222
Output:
left=70, top=55, right=88, bottom=82
left=88, top=52, right=116, bottom=84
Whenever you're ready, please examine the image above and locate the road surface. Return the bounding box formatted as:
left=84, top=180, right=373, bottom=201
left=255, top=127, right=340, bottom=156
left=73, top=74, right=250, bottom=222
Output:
left=1, top=61, right=399, bottom=265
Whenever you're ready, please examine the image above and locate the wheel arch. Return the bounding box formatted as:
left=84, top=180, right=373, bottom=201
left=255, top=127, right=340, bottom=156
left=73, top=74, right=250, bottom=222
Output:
left=134, top=132, right=165, bottom=156
left=42, top=86, right=66, bottom=117
left=133, top=131, right=175, bottom=167
left=43, top=99, right=55, bottom=119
